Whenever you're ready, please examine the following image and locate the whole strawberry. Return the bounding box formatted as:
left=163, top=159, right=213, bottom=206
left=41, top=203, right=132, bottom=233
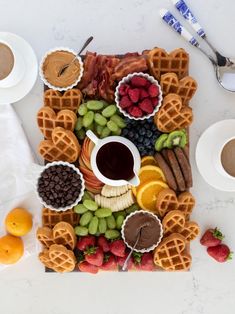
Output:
left=76, top=235, right=96, bottom=251
left=97, top=236, right=110, bottom=253
left=78, top=261, right=98, bottom=274
left=84, top=246, right=104, bottom=267
left=207, top=244, right=233, bottom=263
left=110, top=239, right=126, bottom=257
left=139, top=253, right=155, bottom=271
left=100, top=254, right=117, bottom=271
left=200, top=228, right=224, bottom=247
left=117, top=252, right=134, bottom=270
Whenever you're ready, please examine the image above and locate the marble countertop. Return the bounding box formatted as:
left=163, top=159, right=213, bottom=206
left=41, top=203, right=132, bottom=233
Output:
left=1, top=0, right=235, bottom=313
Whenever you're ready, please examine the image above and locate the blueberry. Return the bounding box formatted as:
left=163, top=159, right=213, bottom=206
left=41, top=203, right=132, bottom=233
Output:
left=122, top=128, right=129, bottom=136
left=128, top=131, right=134, bottom=138
left=145, top=124, right=150, bottom=130
left=143, top=138, right=151, bottom=147
left=134, top=133, right=139, bottom=140
left=138, top=136, right=144, bottom=143
left=139, top=128, right=146, bottom=136
left=146, top=130, right=153, bottom=138
left=140, top=120, right=146, bottom=125
left=138, top=145, right=145, bottom=152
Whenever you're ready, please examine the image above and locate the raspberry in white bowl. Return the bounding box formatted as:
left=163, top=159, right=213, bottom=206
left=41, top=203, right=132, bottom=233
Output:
left=115, top=72, right=163, bottom=120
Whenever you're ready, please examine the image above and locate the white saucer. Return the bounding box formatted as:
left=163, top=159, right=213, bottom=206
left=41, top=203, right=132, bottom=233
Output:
left=196, top=119, right=235, bottom=192
left=0, top=32, right=38, bottom=104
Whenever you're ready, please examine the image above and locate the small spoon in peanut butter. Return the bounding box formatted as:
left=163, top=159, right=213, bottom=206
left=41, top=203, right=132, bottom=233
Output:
left=57, top=36, right=93, bottom=77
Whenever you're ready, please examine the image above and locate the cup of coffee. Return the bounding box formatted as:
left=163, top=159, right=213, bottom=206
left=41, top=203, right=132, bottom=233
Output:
left=0, top=40, right=25, bottom=88
left=86, top=130, right=141, bottom=186
left=213, top=136, right=235, bottom=179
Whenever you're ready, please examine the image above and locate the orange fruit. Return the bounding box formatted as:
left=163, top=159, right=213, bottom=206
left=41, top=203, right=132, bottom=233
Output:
left=137, top=180, right=168, bottom=212
left=141, top=156, right=157, bottom=167
left=139, top=165, right=166, bottom=183
left=132, top=166, right=166, bottom=197
left=0, top=235, right=24, bottom=264
left=5, top=208, right=33, bottom=237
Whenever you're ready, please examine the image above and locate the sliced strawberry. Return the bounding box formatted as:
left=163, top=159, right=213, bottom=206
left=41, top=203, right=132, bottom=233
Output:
left=76, top=236, right=96, bottom=251
left=78, top=261, right=98, bottom=274
left=97, top=236, right=110, bottom=253
left=84, top=246, right=104, bottom=266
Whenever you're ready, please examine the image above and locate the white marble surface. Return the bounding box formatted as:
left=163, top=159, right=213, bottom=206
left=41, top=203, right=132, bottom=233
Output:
left=1, top=0, right=235, bottom=313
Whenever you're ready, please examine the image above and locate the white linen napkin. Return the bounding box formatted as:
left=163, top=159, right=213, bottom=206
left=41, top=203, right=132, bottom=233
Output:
left=0, top=104, right=40, bottom=269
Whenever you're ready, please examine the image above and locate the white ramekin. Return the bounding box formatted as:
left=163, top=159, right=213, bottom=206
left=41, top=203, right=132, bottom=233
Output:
left=39, top=47, right=84, bottom=91
left=121, top=210, right=163, bottom=253
left=115, top=72, right=163, bottom=121
left=36, top=161, right=85, bottom=212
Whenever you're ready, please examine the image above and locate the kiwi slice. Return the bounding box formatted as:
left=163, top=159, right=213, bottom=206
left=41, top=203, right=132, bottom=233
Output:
left=165, top=130, right=187, bottom=149
left=155, top=134, right=168, bottom=151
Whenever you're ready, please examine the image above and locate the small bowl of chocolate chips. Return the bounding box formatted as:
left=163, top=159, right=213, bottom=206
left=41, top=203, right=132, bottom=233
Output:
left=36, top=161, right=85, bottom=211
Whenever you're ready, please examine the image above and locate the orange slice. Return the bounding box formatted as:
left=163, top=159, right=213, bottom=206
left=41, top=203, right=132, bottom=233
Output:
left=137, top=180, right=168, bottom=212
left=141, top=156, right=157, bottom=167
left=139, top=165, right=166, bottom=183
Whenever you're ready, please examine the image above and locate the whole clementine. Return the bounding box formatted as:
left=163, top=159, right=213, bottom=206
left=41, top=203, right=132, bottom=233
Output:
left=0, top=235, right=24, bottom=264
left=5, top=208, right=33, bottom=237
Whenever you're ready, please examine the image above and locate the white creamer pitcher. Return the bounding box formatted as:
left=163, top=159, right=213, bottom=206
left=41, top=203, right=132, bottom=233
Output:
left=86, top=130, right=141, bottom=187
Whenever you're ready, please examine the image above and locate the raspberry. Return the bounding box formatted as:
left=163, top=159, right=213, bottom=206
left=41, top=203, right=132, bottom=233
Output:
left=128, top=106, right=143, bottom=118
left=151, top=97, right=159, bottom=107
left=139, top=98, right=154, bottom=114
left=119, top=95, right=132, bottom=109
left=128, top=88, right=140, bottom=103
left=139, top=88, right=149, bottom=99
left=130, top=75, right=148, bottom=87
left=118, top=83, right=130, bottom=96
left=148, top=84, right=159, bottom=97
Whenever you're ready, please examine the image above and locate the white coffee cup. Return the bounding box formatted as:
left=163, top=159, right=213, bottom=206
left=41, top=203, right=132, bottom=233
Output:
left=213, top=135, right=235, bottom=180
left=86, top=130, right=141, bottom=186
left=0, top=40, right=25, bottom=88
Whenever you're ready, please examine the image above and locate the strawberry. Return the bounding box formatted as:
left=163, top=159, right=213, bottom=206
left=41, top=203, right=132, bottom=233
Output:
left=151, top=97, right=159, bottom=107
left=130, top=75, right=148, bottom=87
left=119, top=95, right=132, bottom=109
left=76, top=235, right=96, bottom=251
left=128, top=106, right=143, bottom=118
left=139, top=98, right=154, bottom=114
left=128, top=88, right=140, bottom=103
left=78, top=261, right=98, bottom=274
left=139, top=88, right=149, bottom=100
left=97, top=236, right=110, bottom=252
left=117, top=252, right=134, bottom=270
left=207, top=244, right=233, bottom=263
left=139, top=253, right=155, bottom=271
left=100, top=254, right=117, bottom=270
left=110, top=239, right=126, bottom=257
left=118, top=83, right=130, bottom=96
left=148, top=84, right=159, bottom=97
left=84, top=246, right=104, bottom=266
left=200, top=228, right=224, bottom=247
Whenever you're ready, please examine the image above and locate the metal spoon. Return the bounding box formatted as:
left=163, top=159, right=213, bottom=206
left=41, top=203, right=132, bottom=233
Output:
left=159, top=4, right=235, bottom=92
left=57, top=36, right=93, bottom=77
left=122, top=223, right=150, bottom=271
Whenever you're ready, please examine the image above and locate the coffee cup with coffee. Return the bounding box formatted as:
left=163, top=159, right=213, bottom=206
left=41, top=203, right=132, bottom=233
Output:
left=213, top=136, right=235, bottom=180
left=0, top=40, right=25, bottom=88
left=86, top=130, right=141, bottom=187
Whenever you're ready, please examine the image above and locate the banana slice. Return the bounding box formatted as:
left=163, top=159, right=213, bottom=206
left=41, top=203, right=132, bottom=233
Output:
left=95, top=190, right=135, bottom=212
left=101, top=184, right=131, bottom=197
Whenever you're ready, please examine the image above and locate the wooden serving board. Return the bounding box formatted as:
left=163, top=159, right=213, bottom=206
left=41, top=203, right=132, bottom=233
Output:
left=40, top=50, right=193, bottom=272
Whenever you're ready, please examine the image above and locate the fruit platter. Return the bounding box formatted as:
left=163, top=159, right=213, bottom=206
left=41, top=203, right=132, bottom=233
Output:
left=35, top=46, right=200, bottom=273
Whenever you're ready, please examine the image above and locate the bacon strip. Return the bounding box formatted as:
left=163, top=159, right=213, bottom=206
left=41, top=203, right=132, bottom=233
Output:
left=112, top=56, right=148, bottom=81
